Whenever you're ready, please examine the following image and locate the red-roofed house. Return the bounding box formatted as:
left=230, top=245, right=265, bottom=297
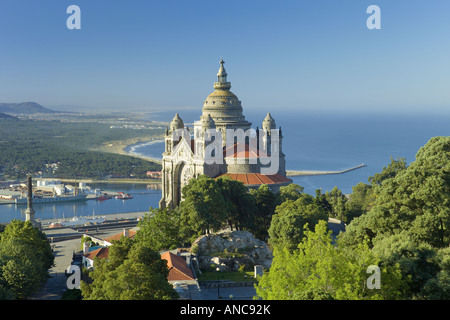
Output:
left=83, top=247, right=110, bottom=269
left=85, top=228, right=136, bottom=247
left=161, top=251, right=197, bottom=285
left=102, top=229, right=136, bottom=246
left=81, top=229, right=136, bottom=269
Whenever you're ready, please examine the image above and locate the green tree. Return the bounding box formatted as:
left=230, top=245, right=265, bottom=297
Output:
left=368, top=156, right=407, bottom=188
left=0, top=240, right=45, bottom=299
left=216, top=177, right=257, bottom=231
left=101, top=260, right=176, bottom=300
left=0, top=284, right=15, bottom=300
left=0, top=220, right=54, bottom=271
left=256, top=221, right=406, bottom=300
left=135, top=207, right=184, bottom=251
left=340, top=137, right=450, bottom=299
left=269, top=192, right=328, bottom=252
left=370, top=231, right=446, bottom=299
left=254, top=184, right=326, bottom=244
left=179, top=175, right=228, bottom=234
left=278, top=183, right=304, bottom=203
left=314, top=189, right=333, bottom=216
left=268, top=209, right=304, bottom=253
left=0, top=220, right=54, bottom=299
left=275, top=193, right=328, bottom=233
left=342, top=137, right=450, bottom=248
left=421, top=246, right=450, bottom=299
left=249, top=184, right=280, bottom=240
left=345, top=182, right=374, bottom=223
left=325, top=186, right=348, bottom=221
left=81, top=237, right=177, bottom=300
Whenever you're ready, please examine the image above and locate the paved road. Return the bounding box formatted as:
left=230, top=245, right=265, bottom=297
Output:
left=30, top=212, right=146, bottom=300
left=29, top=237, right=80, bottom=300
left=199, top=286, right=256, bottom=300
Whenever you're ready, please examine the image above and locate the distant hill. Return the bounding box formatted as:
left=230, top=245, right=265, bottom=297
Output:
left=0, top=112, right=17, bottom=119
left=0, top=102, right=57, bottom=114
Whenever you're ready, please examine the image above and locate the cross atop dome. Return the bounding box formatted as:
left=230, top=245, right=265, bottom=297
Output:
left=214, top=59, right=231, bottom=91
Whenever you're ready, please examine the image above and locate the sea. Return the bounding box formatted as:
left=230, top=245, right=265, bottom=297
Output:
left=1, top=110, right=449, bottom=224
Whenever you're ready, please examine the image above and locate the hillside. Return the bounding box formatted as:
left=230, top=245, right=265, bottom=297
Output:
left=0, top=112, right=17, bottom=119
left=0, top=102, right=57, bottom=114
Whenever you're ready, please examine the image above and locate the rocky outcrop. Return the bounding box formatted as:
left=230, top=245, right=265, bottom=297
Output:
left=191, top=230, right=273, bottom=272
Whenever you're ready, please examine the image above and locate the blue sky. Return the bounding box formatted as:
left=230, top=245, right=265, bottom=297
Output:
left=0, top=0, right=449, bottom=114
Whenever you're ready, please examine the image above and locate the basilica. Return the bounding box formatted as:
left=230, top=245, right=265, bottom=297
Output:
left=159, top=60, right=291, bottom=210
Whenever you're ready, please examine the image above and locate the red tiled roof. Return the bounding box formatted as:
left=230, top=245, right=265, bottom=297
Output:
left=223, top=143, right=267, bottom=159
left=103, top=230, right=136, bottom=243
left=216, top=173, right=292, bottom=186
left=83, top=247, right=110, bottom=260
left=161, top=251, right=195, bottom=281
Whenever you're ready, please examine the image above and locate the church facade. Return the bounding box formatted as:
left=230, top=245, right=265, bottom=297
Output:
left=159, top=60, right=291, bottom=210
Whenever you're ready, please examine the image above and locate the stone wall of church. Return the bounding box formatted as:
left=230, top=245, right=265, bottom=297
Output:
left=224, top=158, right=260, bottom=174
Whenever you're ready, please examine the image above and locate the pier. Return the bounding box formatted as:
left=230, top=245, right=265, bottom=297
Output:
left=286, top=164, right=366, bottom=177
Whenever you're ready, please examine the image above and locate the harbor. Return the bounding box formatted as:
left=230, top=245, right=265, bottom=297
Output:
left=0, top=178, right=140, bottom=205
left=0, top=181, right=161, bottom=224
left=39, top=211, right=147, bottom=242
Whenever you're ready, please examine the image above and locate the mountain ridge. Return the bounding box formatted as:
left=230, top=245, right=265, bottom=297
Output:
left=0, top=102, right=57, bottom=114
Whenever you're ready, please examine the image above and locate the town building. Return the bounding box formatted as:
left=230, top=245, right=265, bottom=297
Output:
left=82, top=228, right=136, bottom=268
left=161, top=251, right=196, bottom=284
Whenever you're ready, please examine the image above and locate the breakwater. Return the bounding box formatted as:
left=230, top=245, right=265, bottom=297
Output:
left=286, top=164, right=366, bottom=177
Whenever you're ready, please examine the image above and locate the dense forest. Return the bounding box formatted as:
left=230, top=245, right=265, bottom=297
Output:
left=0, top=118, right=163, bottom=179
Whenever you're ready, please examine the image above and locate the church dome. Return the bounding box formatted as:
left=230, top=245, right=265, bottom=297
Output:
left=202, top=60, right=248, bottom=125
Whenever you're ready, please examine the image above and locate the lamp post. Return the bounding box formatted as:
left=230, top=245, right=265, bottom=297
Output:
left=216, top=267, right=220, bottom=299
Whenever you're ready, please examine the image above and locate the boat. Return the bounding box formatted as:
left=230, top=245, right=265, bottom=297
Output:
left=14, top=194, right=88, bottom=204
left=115, top=192, right=133, bottom=200
left=95, top=195, right=109, bottom=201
left=47, top=216, right=107, bottom=227
left=95, top=193, right=112, bottom=201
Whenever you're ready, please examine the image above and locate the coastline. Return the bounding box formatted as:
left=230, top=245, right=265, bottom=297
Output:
left=92, top=136, right=164, bottom=164
left=49, top=138, right=165, bottom=185
left=123, top=139, right=164, bottom=164
left=56, top=178, right=161, bottom=185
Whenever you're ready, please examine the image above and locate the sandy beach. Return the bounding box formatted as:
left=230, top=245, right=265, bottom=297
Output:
left=92, top=136, right=163, bottom=163
left=123, top=138, right=163, bottom=163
